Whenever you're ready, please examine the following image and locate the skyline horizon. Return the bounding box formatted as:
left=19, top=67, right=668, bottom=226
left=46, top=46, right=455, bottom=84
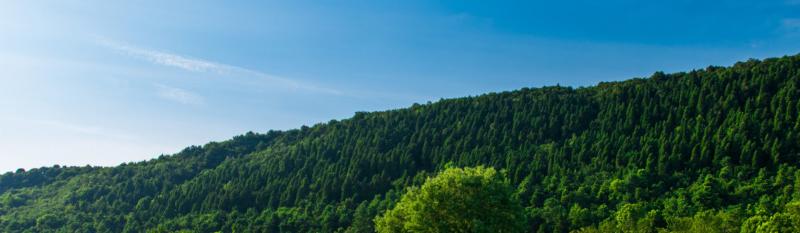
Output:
left=2, top=0, right=800, bottom=173
left=5, top=51, right=799, bottom=173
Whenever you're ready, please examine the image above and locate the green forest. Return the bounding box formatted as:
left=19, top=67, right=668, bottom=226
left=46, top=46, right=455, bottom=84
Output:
left=2, top=54, right=800, bottom=232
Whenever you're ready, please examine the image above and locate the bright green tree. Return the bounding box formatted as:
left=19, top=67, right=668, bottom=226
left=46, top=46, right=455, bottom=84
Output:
left=374, top=166, right=526, bottom=233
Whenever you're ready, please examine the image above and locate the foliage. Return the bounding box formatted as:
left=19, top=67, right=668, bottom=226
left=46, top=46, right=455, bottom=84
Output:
left=1, top=54, right=800, bottom=232
left=374, top=166, right=526, bottom=233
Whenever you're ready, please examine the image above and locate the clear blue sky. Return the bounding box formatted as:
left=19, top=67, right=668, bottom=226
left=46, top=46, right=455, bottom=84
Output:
left=2, top=0, right=800, bottom=172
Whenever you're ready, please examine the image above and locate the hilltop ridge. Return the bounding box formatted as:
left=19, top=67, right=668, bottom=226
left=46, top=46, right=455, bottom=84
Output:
left=2, top=54, right=800, bottom=232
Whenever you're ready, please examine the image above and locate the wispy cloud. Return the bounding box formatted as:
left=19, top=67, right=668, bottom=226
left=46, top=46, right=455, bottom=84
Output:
left=97, top=38, right=342, bottom=95
left=155, top=84, right=204, bottom=105
left=781, top=18, right=800, bottom=36
left=109, top=44, right=222, bottom=73
left=29, top=118, right=136, bottom=140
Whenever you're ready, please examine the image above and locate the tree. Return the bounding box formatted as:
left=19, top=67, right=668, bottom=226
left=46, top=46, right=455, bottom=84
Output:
left=374, top=166, right=526, bottom=233
left=4, top=54, right=800, bottom=232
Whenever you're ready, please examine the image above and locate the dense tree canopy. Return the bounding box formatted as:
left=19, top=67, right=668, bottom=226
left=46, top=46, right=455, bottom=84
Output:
left=1, top=54, right=800, bottom=232
left=375, top=166, right=526, bottom=233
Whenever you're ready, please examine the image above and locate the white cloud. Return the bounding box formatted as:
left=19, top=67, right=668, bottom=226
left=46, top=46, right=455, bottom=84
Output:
left=121, top=47, right=220, bottom=72
left=97, top=38, right=226, bottom=73
left=155, top=84, right=204, bottom=105
left=0, top=116, right=174, bottom=172
left=783, top=18, right=800, bottom=28
left=781, top=18, right=800, bottom=36
left=1, top=116, right=138, bottom=141
left=97, top=38, right=342, bottom=95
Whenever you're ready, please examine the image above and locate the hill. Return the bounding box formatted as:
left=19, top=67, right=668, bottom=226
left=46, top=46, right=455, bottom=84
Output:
left=2, top=54, right=800, bottom=232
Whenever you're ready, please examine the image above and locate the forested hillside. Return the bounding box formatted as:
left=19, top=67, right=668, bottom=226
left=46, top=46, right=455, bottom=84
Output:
left=2, top=54, right=800, bottom=232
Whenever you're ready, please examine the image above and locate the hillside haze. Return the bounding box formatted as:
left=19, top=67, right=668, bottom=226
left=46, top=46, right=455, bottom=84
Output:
left=2, top=54, right=800, bottom=232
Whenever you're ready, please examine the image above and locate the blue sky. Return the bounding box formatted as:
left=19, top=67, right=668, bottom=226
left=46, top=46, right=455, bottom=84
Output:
left=2, top=0, right=800, bottom=172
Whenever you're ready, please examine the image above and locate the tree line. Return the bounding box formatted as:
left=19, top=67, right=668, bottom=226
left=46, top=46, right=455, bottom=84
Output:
left=1, top=54, right=800, bottom=232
